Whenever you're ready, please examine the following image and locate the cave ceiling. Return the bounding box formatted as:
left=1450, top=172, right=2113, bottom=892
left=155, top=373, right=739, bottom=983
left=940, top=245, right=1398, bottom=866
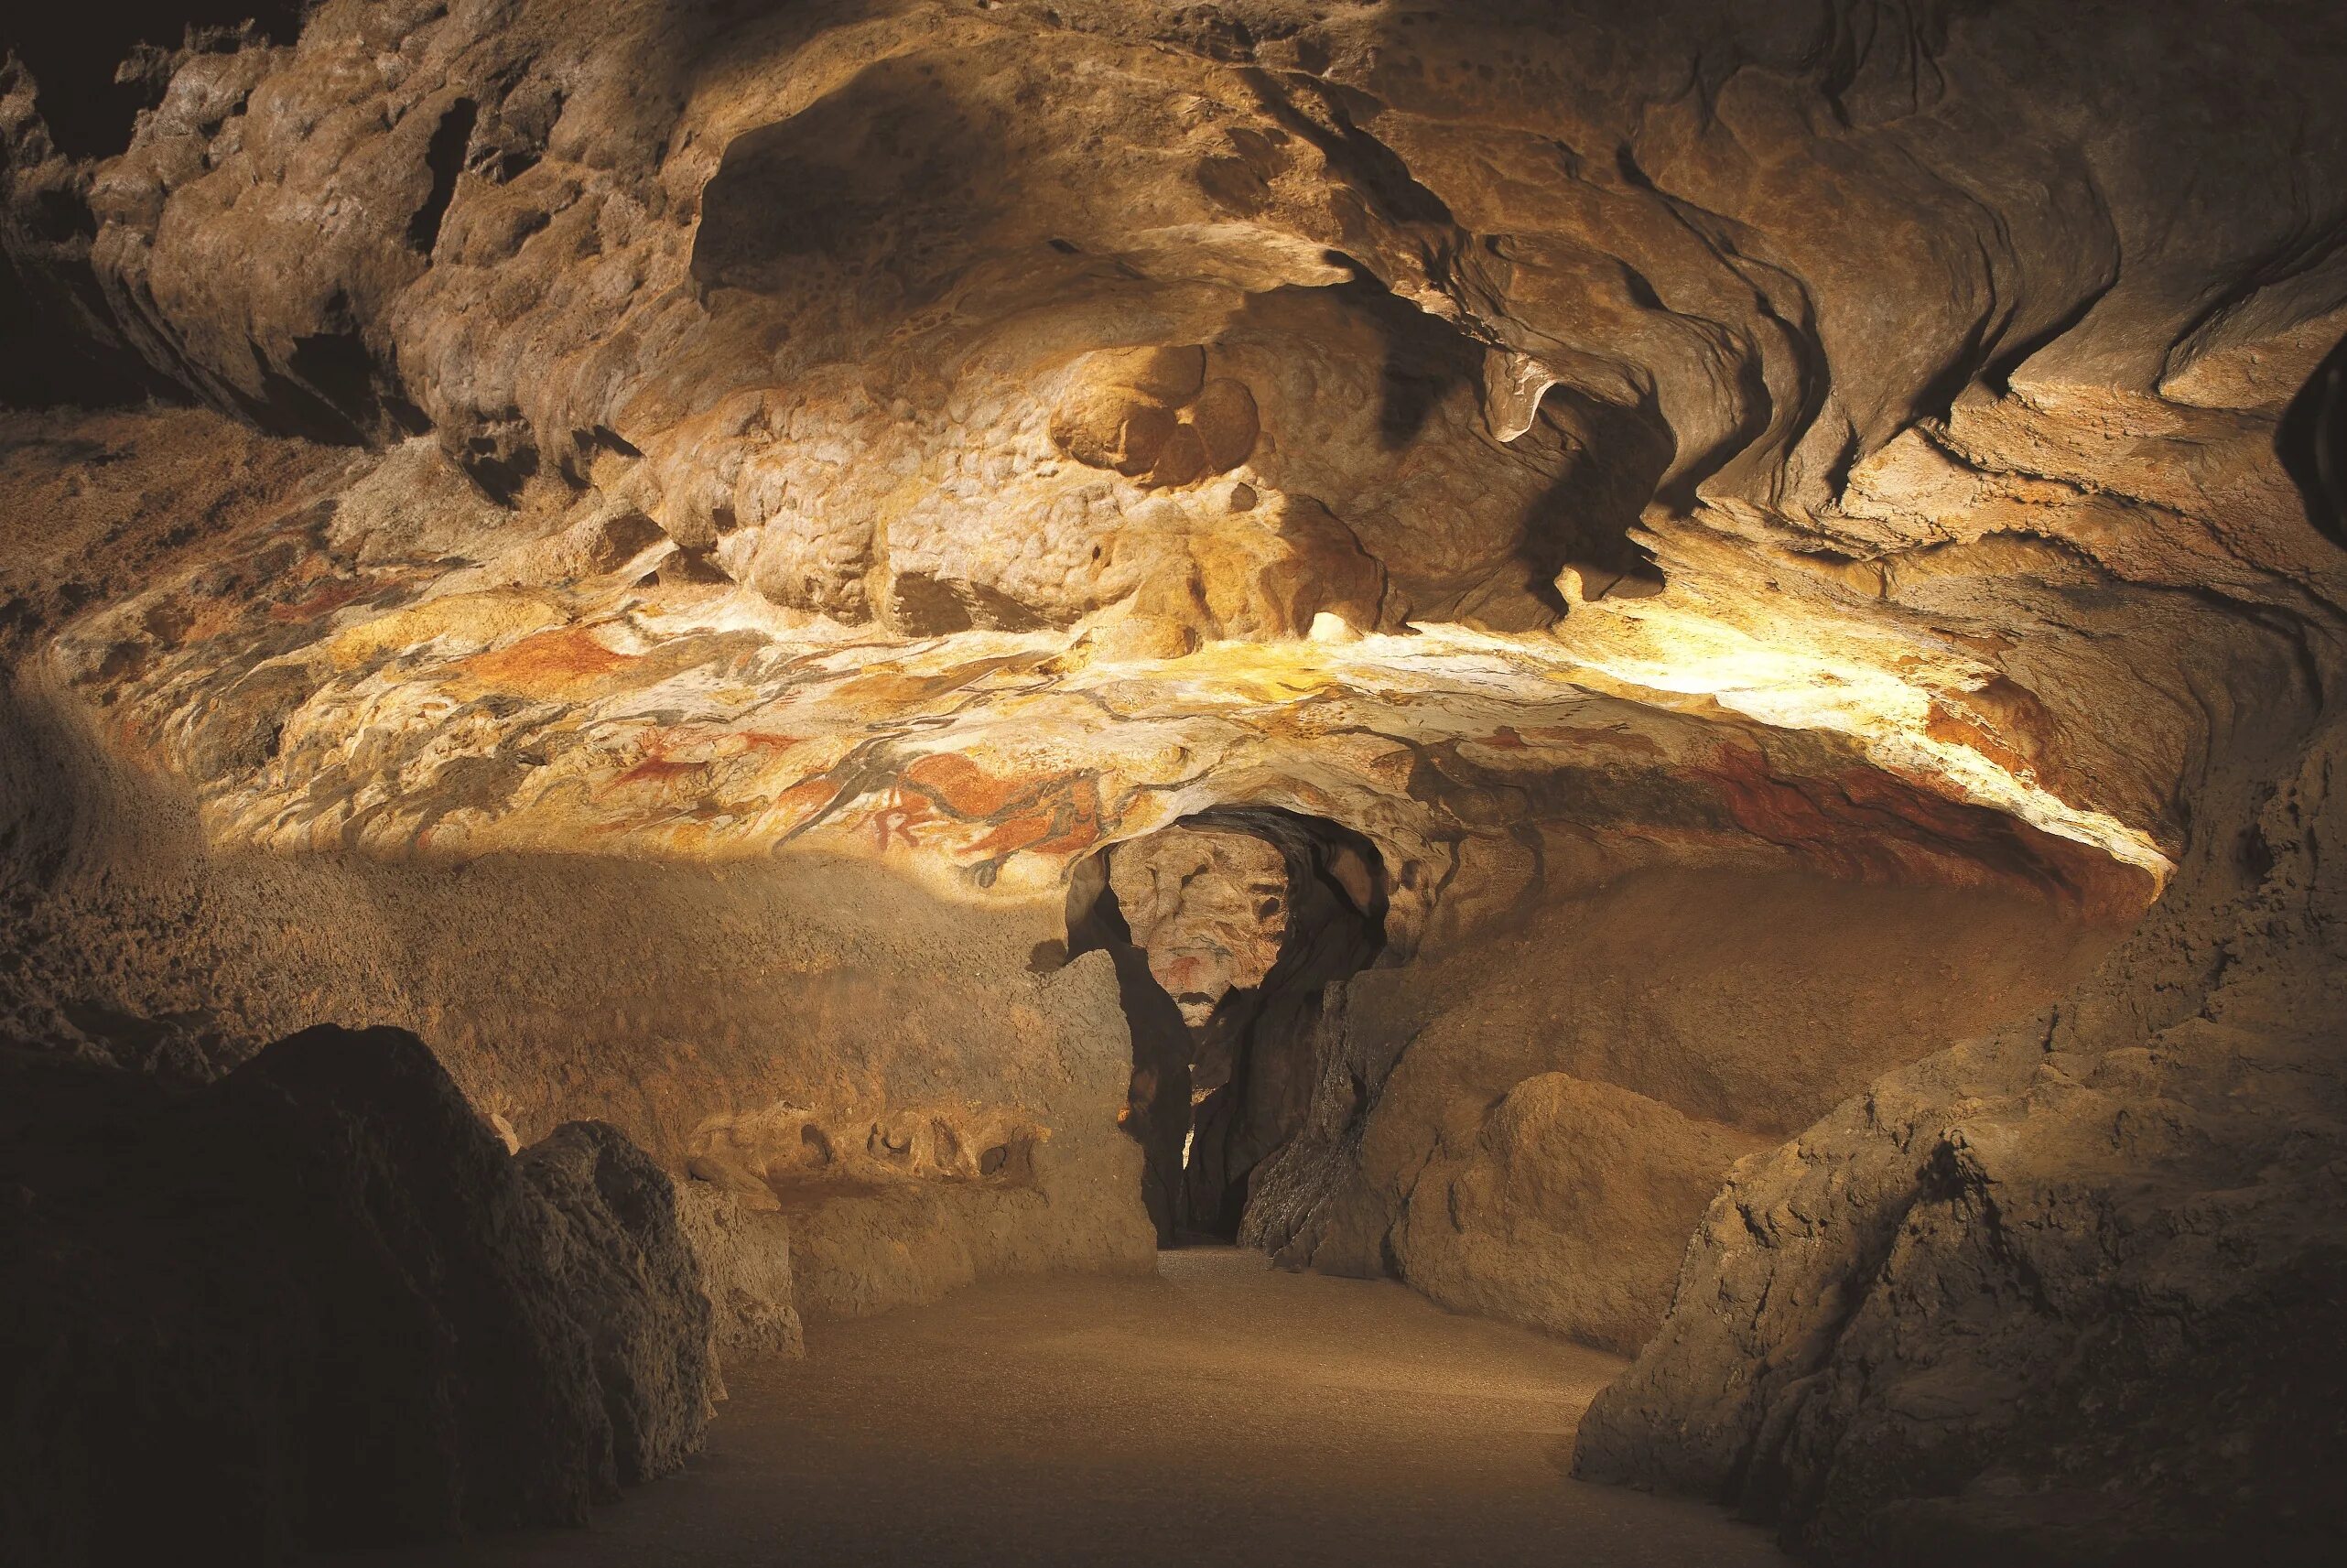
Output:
left=12, top=0, right=2347, bottom=939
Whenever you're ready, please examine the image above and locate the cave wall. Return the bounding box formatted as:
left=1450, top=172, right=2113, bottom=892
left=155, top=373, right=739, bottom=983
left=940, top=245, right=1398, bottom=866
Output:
left=1574, top=690, right=2347, bottom=1563
left=1248, top=866, right=2116, bottom=1353
left=1, top=643, right=1155, bottom=1322
left=15, top=578, right=2120, bottom=1342
left=4, top=1022, right=719, bottom=1566
left=0, top=397, right=2138, bottom=1343
left=4, top=2, right=2345, bottom=1558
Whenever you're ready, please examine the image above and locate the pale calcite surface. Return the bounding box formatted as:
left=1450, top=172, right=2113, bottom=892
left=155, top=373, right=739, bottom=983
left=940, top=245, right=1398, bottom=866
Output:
left=1109, top=822, right=1290, bottom=1027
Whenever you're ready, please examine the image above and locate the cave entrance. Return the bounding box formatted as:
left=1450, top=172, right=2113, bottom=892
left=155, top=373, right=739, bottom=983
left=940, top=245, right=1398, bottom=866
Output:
left=1067, top=808, right=1387, bottom=1247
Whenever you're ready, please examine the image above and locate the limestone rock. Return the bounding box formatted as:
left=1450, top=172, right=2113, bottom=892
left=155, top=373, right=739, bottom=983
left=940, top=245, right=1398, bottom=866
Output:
left=1051, top=346, right=1210, bottom=480
left=0, top=1024, right=716, bottom=1567
left=1109, top=822, right=1291, bottom=1027
left=671, top=1180, right=805, bottom=1359
left=3, top=4, right=2347, bottom=1559
left=1392, top=1073, right=1769, bottom=1357
left=515, top=1120, right=720, bottom=1486
left=1249, top=871, right=2114, bottom=1351
left=1573, top=724, right=2347, bottom=1563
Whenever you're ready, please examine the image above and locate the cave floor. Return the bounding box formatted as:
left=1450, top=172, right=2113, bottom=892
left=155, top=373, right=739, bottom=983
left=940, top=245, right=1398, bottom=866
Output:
left=347, top=1248, right=1781, bottom=1566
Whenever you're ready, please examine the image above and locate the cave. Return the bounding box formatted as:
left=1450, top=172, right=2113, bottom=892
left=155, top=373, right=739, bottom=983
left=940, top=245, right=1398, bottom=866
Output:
left=4, top=3, right=2345, bottom=1566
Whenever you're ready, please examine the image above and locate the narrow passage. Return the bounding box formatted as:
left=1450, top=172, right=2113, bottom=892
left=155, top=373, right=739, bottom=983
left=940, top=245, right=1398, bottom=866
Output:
left=353, top=1249, right=1780, bottom=1567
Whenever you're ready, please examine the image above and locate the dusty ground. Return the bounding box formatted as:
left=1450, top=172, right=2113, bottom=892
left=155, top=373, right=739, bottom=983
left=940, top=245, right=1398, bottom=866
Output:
left=345, top=1249, right=1780, bottom=1567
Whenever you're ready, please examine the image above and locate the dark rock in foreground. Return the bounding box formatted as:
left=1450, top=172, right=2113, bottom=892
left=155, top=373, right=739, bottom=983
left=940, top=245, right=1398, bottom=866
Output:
left=0, top=1023, right=716, bottom=1567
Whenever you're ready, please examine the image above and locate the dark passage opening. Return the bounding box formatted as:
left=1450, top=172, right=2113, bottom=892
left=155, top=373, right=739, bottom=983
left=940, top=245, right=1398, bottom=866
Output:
left=1065, top=807, right=1387, bottom=1247
left=2279, top=329, right=2347, bottom=548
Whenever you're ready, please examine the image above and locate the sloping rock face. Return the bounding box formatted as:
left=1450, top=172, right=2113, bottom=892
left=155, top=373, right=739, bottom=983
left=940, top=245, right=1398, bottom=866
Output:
left=1242, top=869, right=2114, bottom=1353
left=3, top=3, right=2346, bottom=1556
left=1574, top=717, right=2347, bottom=1563
left=1391, top=1070, right=1768, bottom=1358
left=0, top=1023, right=716, bottom=1567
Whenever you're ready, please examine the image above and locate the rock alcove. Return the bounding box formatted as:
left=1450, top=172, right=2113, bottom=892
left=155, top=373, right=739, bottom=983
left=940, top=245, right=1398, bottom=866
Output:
left=3, top=2, right=2345, bottom=1565
left=1061, top=806, right=1388, bottom=1244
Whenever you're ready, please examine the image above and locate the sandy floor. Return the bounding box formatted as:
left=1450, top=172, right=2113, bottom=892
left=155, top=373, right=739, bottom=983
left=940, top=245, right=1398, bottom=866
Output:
left=347, top=1249, right=1781, bottom=1566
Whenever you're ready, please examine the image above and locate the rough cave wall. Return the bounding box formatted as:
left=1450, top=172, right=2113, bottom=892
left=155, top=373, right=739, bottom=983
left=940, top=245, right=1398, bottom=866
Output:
left=0, top=627, right=1155, bottom=1320
left=1092, top=806, right=1388, bottom=1242
left=0, top=396, right=2136, bottom=1343
left=1249, top=868, right=2117, bottom=1355
left=1076, top=795, right=2118, bottom=1354
left=1574, top=705, right=2347, bottom=1565
left=5, top=1023, right=719, bottom=1564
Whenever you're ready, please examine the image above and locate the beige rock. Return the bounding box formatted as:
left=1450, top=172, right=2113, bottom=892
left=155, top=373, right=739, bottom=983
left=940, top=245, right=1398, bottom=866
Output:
left=1110, top=824, right=1289, bottom=1027
left=1184, top=377, right=1260, bottom=473
left=1054, top=387, right=1181, bottom=479
left=671, top=1181, right=805, bottom=1360
left=4, top=2, right=2346, bottom=1555
left=1394, top=1073, right=1768, bottom=1356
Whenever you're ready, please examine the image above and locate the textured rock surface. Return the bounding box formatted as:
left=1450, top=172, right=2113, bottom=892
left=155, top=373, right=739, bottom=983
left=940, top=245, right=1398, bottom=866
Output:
left=1392, top=1071, right=1769, bottom=1357
left=1574, top=719, right=2347, bottom=1561
left=516, top=1119, right=719, bottom=1486
left=0, top=1023, right=715, bottom=1567
left=0, top=527, right=1157, bottom=1325
left=671, top=1181, right=805, bottom=1359
left=1244, top=869, right=2114, bottom=1350
left=1109, top=823, right=1292, bottom=1028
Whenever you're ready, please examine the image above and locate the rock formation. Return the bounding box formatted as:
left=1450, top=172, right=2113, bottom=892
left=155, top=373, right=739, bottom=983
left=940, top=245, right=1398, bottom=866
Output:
left=1, top=1023, right=715, bottom=1566
left=1575, top=712, right=2347, bottom=1563
left=1109, top=822, right=1293, bottom=1030
left=4, top=0, right=2344, bottom=1560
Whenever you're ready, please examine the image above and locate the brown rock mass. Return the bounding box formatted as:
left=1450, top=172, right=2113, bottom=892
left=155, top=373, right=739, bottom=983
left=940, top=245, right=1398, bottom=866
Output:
left=1, top=1024, right=716, bottom=1564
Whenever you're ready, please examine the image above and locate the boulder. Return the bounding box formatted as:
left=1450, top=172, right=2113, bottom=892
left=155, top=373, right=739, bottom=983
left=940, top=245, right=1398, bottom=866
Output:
left=0, top=1023, right=717, bottom=1568
left=670, top=1179, right=806, bottom=1360
left=1391, top=1073, right=1769, bottom=1357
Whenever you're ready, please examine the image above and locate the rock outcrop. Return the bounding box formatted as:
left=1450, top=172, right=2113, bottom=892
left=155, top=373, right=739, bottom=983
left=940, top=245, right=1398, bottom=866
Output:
left=670, top=1180, right=805, bottom=1360
left=1574, top=716, right=2347, bottom=1562
left=1109, top=822, right=1293, bottom=1029
left=1392, top=1071, right=1769, bottom=1358
left=1244, top=869, right=2117, bottom=1351
left=0, top=1023, right=716, bottom=1567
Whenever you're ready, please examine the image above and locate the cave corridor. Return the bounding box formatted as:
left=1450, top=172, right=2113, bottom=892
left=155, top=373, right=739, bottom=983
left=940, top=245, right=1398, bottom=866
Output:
left=4, top=3, right=2345, bottom=1565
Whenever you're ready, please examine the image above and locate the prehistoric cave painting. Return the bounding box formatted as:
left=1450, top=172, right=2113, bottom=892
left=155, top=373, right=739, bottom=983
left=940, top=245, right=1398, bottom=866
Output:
left=2, top=0, right=2344, bottom=1561
left=45, top=454, right=2167, bottom=946
left=868, top=752, right=1108, bottom=881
